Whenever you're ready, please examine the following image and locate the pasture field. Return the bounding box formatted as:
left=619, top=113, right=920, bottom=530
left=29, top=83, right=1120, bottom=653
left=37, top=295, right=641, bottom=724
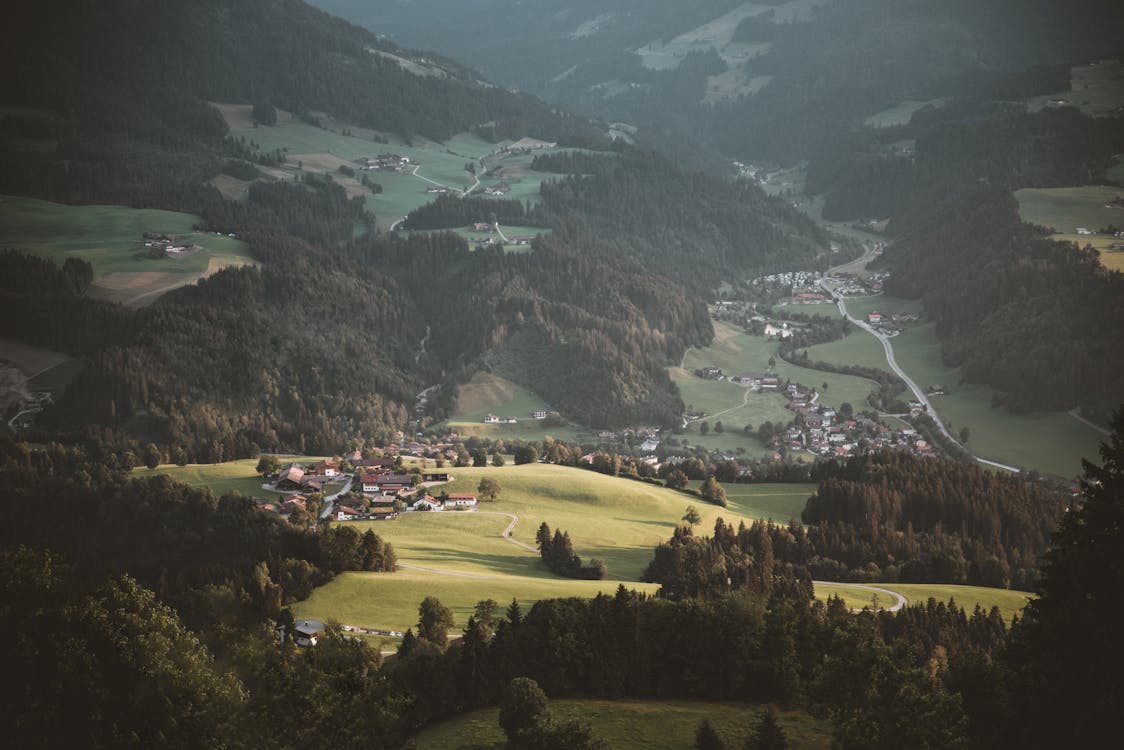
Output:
left=863, top=97, right=950, bottom=128
left=0, top=337, right=71, bottom=379
left=802, top=331, right=893, bottom=372
left=843, top=294, right=924, bottom=321
left=1109, top=157, right=1124, bottom=185
left=0, top=195, right=253, bottom=305
left=770, top=302, right=836, bottom=318
left=441, top=371, right=587, bottom=441
left=814, top=582, right=1032, bottom=623
left=293, top=569, right=659, bottom=634
left=888, top=324, right=1102, bottom=478
left=293, top=464, right=814, bottom=629
left=708, top=482, right=815, bottom=524
left=131, top=456, right=329, bottom=497
left=412, top=699, right=831, bottom=750
left=1026, top=59, right=1124, bottom=117
left=452, top=371, right=551, bottom=422
left=1014, top=185, right=1124, bottom=273
left=222, top=109, right=576, bottom=229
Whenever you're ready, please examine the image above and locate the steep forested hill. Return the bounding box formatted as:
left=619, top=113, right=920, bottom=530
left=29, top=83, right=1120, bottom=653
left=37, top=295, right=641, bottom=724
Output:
left=0, top=0, right=826, bottom=453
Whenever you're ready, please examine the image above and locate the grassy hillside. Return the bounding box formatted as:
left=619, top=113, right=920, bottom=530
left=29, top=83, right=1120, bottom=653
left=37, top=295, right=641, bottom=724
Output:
left=1014, top=185, right=1124, bottom=273
left=815, top=582, right=1033, bottom=623
left=412, top=699, right=832, bottom=750
left=0, top=195, right=253, bottom=305
left=131, top=456, right=329, bottom=497
left=292, top=463, right=812, bottom=630
left=223, top=111, right=573, bottom=231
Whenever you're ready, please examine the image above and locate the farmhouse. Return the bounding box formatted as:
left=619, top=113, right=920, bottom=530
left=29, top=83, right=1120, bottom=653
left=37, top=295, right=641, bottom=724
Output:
left=445, top=493, right=478, bottom=508
left=336, top=506, right=362, bottom=521
left=276, top=463, right=305, bottom=491
left=360, top=472, right=384, bottom=493
left=764, top=323, right=794, bottom=338
left=483, top=414, right=501, bottom=423
left=293, top=619, right=326, bottom=647
left=422, top=471, right=450, bottom=482
left=640, top=437, right=660, bottom=452
left=531, top=410, right=547, bottom=419
left=472, top=222, right=494, bottom=232
left=867, top=312, right=883, bottom=324
left=314, top=460, right=340, bottom=476
left=408, top=494, right=443, bottom=511
left=373, top=474, right=414, bottom=494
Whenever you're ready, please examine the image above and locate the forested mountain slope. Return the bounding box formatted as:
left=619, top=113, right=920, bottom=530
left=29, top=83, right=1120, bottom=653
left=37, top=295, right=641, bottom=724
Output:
left=0, top=0, right=825, bottom=453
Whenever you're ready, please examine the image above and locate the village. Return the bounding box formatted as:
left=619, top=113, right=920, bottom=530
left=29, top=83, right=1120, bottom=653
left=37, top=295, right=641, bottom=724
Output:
left=255, top=452, right=479, bottom=523
left=688, top=366, right=937, bottom=462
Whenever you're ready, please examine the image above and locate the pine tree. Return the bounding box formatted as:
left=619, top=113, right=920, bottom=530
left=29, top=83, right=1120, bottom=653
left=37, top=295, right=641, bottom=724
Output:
left=696, top=718, right=725, bottom=750
left=745, top=709, right=787, bottom=750
left=1007, top=410, right=1124, bottom=748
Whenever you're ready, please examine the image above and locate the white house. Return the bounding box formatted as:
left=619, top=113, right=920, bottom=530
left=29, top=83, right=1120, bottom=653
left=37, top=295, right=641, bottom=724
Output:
left=764, top=323, right=794, bottom=338
left=640, top=438, right=660, bottom=452
left=483, top=414, right=501, bottom=424
left=444, top=493, right=478, bottom=508
left=408, top=495, right=443, bottom=511
left=293, top=619, right=326, bottom=647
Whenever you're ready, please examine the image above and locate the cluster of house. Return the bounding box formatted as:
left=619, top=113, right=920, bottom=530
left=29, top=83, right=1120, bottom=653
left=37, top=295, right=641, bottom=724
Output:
left=140, top=231, right=203, bottom=258
left=865, top=310, right=918, bottom=335
left=484, top=410, right=548, bottom=424
left=829, top=271, right=888, bottom=297
left=781, top=387, right=934, bottom=459
left=698, top=366, right=781, bottom=392
left=358, top=153, right=413, bottom=172
left=749, top=270, right=823, bottom=299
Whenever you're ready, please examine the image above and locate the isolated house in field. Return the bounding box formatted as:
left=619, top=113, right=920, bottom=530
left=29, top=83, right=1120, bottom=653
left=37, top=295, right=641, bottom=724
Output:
left=867, top=312, right=883, bottom=324
left=532, top=410, right=547, bottom=419
left=483, top=414, right=501, bottom=424
left=473, top=222, right=494, bottom=232
left=764, top=323, right=794, bottom=338
left=293, top=619, right=326, bottom=647
left=276, top=464, right=305, bottom=491
left=422, top=471, right=450, bottom=483
left=444, top=493, right=478, bottom=508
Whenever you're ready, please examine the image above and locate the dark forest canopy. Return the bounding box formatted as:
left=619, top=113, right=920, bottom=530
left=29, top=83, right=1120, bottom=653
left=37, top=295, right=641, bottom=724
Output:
left=879, top=192, right=1124, bottom=420
left=645, top=451, right=1065, bottom=595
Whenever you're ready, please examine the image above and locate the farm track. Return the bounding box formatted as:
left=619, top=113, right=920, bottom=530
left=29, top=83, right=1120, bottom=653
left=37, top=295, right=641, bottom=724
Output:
left=814, top=581, right=907, bottom=612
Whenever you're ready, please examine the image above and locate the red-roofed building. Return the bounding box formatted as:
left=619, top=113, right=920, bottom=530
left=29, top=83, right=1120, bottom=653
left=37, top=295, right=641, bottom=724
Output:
left=445, top=493, right=478, bottom=508
left=276, top=464, right=305, bottom=491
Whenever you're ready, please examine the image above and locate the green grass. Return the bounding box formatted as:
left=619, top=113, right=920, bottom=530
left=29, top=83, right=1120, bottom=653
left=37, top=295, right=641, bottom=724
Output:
left=709, top=482, right=814, bottom=524
left=131, top=456, right=329, bottom=497
left=1014, top=185, right=1124, bottom=272
left=815, top=582, right=1032, bottom=623
left=683, top=322, right=881, bottom=405
left=1026, top=59, right=1124, bottom=117
left=451, top=371, right=552, bottom=422
left=412, top=699, right=832, bottom=750
left=0, top=195, right=252, bottom=303
left=863, top=98, right=950, bottom=128
left=843, top=295, right=924, bottom=321
left=888, top=324, right=1102, bottom=477
left=1108, top=157, right=1124, bottom=185
left=293, top=464, right=812, bottom=630
left=802, top=332, right=892, bottom=372
left=294, top=569, right=658, bottom=633
left=238, top=119, right=581, bottom=229
left=1015, top=185, right=1124, bottom=235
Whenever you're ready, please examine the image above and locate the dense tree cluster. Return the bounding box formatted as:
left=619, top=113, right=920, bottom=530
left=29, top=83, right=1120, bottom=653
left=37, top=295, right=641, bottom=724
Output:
left=0, top=440, right=396, bottom=626
left=881, top=193, right=1124, bottom=420
left=535, top=522, right=607, bottom=580
left=646, top=452, right=1064, bottom=593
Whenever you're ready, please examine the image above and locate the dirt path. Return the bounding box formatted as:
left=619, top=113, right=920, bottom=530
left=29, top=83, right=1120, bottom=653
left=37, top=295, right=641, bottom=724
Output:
left=814, top=580, right=908, bottom=612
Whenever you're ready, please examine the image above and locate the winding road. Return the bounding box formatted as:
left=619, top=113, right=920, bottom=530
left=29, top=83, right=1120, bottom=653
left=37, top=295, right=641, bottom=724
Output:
left=818, top=255, right=1021, bottom=473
